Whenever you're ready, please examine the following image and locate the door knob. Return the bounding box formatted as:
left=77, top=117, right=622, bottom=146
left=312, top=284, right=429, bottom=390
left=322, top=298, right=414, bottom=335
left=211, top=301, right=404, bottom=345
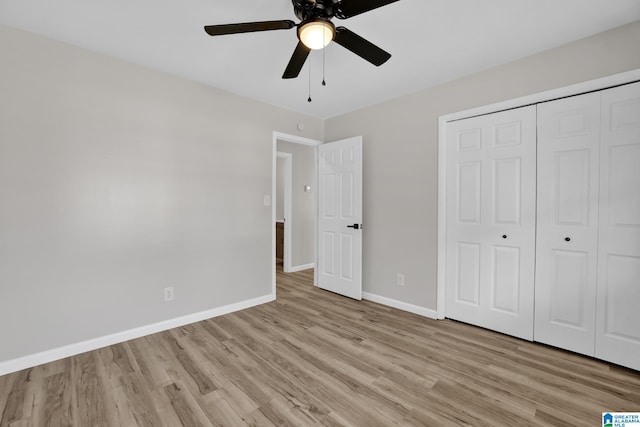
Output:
left=565, top=237, right=571, bottom=242
left=347, top=224, right=360, bottom=230
left=502, top=235, right=507, bottom=239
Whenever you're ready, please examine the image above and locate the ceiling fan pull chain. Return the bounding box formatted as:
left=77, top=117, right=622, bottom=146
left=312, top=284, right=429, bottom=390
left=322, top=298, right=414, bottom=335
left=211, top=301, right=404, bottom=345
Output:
left=308, top=60, right=312, bottom=102
left=322, top=26, right=326, bottom=86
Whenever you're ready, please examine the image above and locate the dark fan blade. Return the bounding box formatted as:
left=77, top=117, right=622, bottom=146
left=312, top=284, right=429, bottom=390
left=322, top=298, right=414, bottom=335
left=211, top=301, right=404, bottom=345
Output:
left=333, top=27, right=391, bottom=66
left=204, top=20, right=295, bottom=36
left=282, top=42, right=311, bottom=79
left=336, top=0, right=400, bottom=18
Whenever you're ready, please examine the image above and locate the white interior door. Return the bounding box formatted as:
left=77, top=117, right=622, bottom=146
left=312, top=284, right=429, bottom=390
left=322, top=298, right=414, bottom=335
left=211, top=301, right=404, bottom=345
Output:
left=535, top=93, right=601, bottom=356
left=317, top=137, right=363, bottom=300
left=595, top=81, right=640, bottom=371
left=445, top=106, right=537, bottom=340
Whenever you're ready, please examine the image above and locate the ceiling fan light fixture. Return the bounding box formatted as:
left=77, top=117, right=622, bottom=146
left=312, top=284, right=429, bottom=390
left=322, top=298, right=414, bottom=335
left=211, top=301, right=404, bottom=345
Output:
left=298, top=19, right=335, bottom=50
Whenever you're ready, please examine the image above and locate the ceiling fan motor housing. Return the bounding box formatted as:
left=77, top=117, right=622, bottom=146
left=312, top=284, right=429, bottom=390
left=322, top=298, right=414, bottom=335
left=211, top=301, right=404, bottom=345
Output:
left=292, top=0, right=338, bottom=21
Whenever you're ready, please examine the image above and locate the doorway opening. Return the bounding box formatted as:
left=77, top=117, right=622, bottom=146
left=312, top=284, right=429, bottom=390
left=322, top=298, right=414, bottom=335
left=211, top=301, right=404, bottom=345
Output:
left=271, top=132, right=322, bottom=297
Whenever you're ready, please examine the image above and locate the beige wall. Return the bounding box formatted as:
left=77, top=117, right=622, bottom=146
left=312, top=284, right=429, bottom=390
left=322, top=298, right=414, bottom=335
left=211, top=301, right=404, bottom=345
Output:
left=0, top=25, right=323, bottom=364
left=276, top=141, right=316, bottom=268
left=325, top=20, right=640, bottom=311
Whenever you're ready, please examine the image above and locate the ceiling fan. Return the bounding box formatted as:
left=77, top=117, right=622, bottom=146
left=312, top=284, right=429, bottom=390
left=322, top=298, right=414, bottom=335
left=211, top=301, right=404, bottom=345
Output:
left=204, top=0, right=399, bottom=79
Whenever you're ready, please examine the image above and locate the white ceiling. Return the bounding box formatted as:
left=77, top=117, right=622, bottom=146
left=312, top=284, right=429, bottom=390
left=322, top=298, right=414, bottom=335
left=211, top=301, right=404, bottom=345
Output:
left=1, top=0, right=639, bottom=119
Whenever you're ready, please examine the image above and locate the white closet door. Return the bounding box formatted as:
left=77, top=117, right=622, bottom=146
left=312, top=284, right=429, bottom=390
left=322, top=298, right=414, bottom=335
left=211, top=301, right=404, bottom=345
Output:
left=535, top=93, right=601, bottom=356
left=445, top=106, right=536, bottom=340
left=595, top=81, right=640, bottom=371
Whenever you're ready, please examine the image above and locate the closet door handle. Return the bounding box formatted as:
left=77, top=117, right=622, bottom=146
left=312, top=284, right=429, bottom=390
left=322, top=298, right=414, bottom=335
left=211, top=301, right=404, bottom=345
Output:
left=502, top=235, right=507, bottom=239
left=565, top=237, right=571, bottom=242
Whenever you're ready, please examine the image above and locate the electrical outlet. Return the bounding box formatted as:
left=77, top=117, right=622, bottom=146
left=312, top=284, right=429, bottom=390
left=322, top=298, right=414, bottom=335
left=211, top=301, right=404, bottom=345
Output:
left=396, top=273, right=405, bottom=287
left=164, top=287, right=174, bottom=302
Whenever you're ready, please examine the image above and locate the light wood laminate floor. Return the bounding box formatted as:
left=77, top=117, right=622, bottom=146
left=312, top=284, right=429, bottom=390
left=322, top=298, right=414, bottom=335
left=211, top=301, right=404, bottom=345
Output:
left=1, top=266, right=639, bottom=426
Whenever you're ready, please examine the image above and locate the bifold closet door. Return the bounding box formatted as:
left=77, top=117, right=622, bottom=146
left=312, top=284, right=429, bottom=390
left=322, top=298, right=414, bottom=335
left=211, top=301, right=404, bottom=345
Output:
left=535, top=93, right=601, bottom=356
left=595, top=81, right=640, bottom=371
left=445, top=106, right=536, bottom=340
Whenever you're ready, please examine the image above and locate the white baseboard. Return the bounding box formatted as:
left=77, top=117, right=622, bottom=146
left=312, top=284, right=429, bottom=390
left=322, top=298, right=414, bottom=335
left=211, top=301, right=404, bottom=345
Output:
left=287, top=263, right=314, bottom=273
left=0, top=294, right=274, bottom=377
left=363, top=292, right=439, bottom=320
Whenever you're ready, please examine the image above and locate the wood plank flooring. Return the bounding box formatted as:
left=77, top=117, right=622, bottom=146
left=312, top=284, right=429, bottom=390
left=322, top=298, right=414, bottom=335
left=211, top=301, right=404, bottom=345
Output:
left=1, top=266, right=639, bottom=426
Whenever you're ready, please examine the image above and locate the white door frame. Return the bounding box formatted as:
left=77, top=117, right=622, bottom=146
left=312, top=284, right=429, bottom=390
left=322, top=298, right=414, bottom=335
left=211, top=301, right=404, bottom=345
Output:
left=272, top=131, right=322, bottom=297
left=437, top=68, right=640, bottom=319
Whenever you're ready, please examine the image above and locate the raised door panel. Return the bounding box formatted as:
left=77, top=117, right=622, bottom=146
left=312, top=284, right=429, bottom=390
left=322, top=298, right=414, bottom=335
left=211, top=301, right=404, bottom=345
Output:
left=596, top=81, right=640, bottom=371
left=491, top=246, right=520, bottom=314
left=321, top=232, right=336, bottom=276
left=340, top=233, right=354, bottom=281
left=493, top=158, right=521, bottom=225
left=492, top=121, right=522, bottom=148
left=455, top=242, right=481, bottom=306
left=446, top=106, right=536, bottom=340
left=548, top=250, right=589, bottom=327
left=340, top=172, right=355, bottom=219
left=457, top=162, right=481, bottom=224
left=602, top=255, right=640, bottom=341
left=321, top=173, right=336, bottom=219
left=554, top=150, right=591, bottom=226
left=458, top=128, right=482, bottom=151
left=535, top=93, right=600, bottom=356
left=609, top=145, right=640, bottom=229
